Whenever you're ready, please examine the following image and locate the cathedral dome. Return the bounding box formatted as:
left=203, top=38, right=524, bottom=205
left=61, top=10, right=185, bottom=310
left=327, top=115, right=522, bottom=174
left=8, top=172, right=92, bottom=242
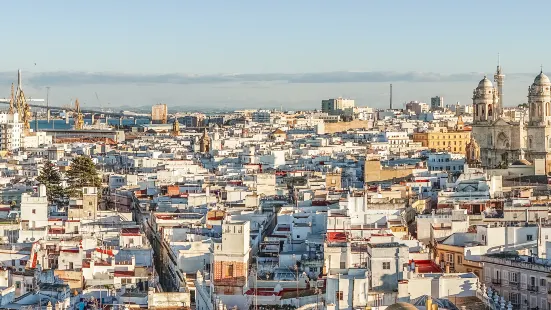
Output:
left=533, top=71, right=550, bottom=85
left=477, top=76, right=493, bottom=89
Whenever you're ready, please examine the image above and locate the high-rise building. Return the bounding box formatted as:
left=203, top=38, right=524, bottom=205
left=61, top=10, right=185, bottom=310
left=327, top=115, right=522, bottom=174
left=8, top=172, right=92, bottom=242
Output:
left=0, top=112, right=22, bottom=151
left=251, top=110, right=271, bottom=123
left=151, top=104, right=168, bottom=124
left=430, top=96, right=444, bottom=111
left=405, top=101, right=429, bottom=115
left=321, top=98, right=355, bottom=115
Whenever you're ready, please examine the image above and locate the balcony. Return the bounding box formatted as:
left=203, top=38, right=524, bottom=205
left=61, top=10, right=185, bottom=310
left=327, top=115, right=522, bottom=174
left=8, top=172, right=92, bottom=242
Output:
left=509, top=281, right=520, bottom=289
left=527, top=285, right=539, bottom=292
left=491, top=278, right=502, bottom=285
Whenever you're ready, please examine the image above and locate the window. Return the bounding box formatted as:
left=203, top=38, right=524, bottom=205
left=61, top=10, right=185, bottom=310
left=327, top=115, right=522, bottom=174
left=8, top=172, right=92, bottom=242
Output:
left=336, top=291, right=343, bottom=301
left=15, top=281, right=20, bottom=289
left=509, top=292, right=520, bottom=305
left=383, top=262, right=390, bottom=269
left=541, top=278, right=546, bottom=287
left=457, top=256, right=462, bottom=265
left=226, top=264, right=234, bottom=277
left=509, top=272, right=519, bottom=284
left=446, top=253, right=454, bottom=263
left=32, top=209, right=36, bottom=214
left=527, top=234, right=533, bottom=241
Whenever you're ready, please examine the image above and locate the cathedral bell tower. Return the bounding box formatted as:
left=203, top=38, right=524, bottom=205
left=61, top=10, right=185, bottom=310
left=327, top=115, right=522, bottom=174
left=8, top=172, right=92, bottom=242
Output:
left=527, top=70, right=551, bottom=125
left=472, top=76, right=499, bottom=124
left=493, top=54, right=505, bottom=116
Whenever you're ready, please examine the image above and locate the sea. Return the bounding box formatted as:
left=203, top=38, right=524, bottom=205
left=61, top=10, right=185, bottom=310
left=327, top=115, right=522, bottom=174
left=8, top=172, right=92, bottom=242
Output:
left=34, top=118, right=150, bottom=130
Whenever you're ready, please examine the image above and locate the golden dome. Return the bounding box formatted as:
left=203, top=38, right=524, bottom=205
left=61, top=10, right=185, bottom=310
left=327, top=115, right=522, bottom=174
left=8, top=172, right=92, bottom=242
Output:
left=386, top=302, right=419, bottom=310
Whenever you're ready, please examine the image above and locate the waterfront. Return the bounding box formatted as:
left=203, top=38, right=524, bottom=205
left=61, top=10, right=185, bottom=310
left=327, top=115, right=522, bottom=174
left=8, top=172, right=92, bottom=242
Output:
left=34, top=118, right=150, bottom=130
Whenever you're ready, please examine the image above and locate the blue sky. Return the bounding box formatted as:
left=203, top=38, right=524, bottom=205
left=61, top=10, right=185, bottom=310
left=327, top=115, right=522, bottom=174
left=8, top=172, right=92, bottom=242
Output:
left=1, top=1, right=549, bottom=109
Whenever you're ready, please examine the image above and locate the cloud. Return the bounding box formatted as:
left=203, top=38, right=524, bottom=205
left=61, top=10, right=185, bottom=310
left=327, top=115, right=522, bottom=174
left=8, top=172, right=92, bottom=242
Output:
left=1, top=70, right=539, bottom=87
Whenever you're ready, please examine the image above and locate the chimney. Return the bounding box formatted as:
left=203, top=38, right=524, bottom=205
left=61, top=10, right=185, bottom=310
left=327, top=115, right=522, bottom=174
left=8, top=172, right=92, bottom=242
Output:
left=390, top=84, right=393, bottom=110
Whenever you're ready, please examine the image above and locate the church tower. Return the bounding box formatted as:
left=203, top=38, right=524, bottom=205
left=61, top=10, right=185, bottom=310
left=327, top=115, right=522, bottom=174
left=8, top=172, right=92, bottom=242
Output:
left=526, top=70, right=551, bottom=172
left=493, top=54, right=505, bottom=116
left=527, top=70, right=551, bottom=126
left=171, top=119, right=180, bottom=136
left=472, top=76, right=499, bottom=123
left=199, top=128, right=211, bottom=153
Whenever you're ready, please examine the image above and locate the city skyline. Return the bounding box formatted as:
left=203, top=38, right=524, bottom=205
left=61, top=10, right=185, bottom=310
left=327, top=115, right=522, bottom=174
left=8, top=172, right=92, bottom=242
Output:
left=4, top=1, right=551, bottom=108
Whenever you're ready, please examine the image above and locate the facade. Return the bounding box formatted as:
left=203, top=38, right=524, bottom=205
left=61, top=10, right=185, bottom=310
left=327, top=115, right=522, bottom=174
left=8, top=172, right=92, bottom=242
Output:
left=471, top=65, right=551, bottom=172
left=151, top=104, right=168, bottom=124
left=427, top=152, right=465, bottom=173
left=0, top=112, right=22, bottom=151
left=482, top=253, right=550, bottom=310
left=322, top=98, right=355, bottom=115
left=435, top=233, right=483, bottom=278
left=368, top=242, right=408, bottom=291
left=430, top=96, right=444, bottom=111
left=412, top=128, right=471, bottom=154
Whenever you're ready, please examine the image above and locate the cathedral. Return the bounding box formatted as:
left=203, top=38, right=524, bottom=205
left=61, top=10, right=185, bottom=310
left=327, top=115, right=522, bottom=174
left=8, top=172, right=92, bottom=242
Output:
left=471, top=62, right=551, bottom=173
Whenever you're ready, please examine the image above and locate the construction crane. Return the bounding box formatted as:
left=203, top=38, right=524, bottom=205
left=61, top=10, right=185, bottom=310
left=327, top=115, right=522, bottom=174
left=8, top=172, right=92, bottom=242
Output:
left=74, top=98, right=84, bottom=130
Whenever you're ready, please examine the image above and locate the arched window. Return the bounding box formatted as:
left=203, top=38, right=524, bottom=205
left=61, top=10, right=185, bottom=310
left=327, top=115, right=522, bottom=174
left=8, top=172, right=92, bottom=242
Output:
left=529, top=138, right=533, bottom=149
left=488, top=104, right=493, bottom=117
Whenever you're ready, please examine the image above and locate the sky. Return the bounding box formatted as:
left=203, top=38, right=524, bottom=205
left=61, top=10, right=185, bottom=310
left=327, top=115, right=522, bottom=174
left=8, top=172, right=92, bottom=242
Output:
left=2, top=1, right=550, bottom=110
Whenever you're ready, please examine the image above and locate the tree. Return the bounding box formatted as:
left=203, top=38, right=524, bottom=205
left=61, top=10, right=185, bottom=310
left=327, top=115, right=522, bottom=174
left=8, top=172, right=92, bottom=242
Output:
left=66, top=155, right=102, bottom=197
left=36, top=160, right=65, bottom=203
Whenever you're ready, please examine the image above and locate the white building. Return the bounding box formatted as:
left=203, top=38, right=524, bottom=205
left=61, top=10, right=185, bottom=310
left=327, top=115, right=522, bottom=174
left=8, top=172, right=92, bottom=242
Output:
left=20, top=184, right=49, bottom=229
left=0, top=112, right=23, bottom=151
left=368, top=242, right=409, bottom=291
left=427, top=152, right=466, bottom=173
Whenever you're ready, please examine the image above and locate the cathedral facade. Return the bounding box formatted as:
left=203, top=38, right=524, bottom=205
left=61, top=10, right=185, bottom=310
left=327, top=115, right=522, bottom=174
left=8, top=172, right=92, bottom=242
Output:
left=471, top=64, right=551, bottom=172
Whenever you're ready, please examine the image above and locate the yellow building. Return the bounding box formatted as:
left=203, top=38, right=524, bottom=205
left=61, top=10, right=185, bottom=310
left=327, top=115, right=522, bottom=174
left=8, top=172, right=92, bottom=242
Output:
left=413, top=128, right=471, bottom=154
left=364, top=160, right=414, bottom=183
left=434, top=238, right=483, bottom=278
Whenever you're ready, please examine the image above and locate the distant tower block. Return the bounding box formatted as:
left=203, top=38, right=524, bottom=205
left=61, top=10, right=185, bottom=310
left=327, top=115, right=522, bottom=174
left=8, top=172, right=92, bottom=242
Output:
left=151, top=103, right=168, bottom=124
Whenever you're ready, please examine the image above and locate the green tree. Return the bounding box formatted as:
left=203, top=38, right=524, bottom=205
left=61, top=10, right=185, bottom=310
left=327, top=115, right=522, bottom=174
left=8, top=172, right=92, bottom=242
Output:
left=66, top=155, right=102, bottom=197
left=36, top=160, right=65, bottom=202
